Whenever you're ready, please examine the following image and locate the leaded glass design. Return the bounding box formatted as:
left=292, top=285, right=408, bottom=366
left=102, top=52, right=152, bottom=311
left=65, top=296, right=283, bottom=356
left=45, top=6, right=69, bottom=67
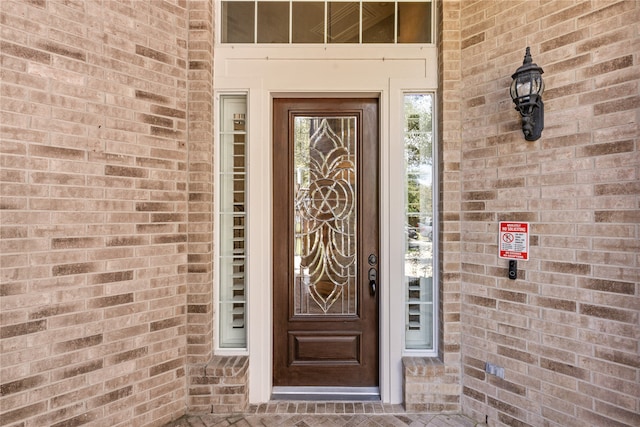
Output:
left=293, top=116, right=357, bottom=315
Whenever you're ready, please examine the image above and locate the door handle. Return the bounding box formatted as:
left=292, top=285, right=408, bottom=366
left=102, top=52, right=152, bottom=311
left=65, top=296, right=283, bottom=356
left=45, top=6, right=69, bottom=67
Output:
left=368, top=268, right=377, bottom=296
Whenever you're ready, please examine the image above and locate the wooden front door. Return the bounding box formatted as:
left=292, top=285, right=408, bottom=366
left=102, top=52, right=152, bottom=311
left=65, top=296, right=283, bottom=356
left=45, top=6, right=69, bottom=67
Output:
left=273, top=98, right=379, bottom=388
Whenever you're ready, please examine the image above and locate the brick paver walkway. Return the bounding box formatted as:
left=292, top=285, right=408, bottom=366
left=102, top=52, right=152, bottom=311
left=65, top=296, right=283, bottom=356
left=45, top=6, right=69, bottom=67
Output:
left=165, top=401, right=485, bottom=426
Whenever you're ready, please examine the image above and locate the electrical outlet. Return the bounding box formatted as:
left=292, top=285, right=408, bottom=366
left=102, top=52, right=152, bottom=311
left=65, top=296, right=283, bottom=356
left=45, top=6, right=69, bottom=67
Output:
left=485, top=362, right=505, bottom=379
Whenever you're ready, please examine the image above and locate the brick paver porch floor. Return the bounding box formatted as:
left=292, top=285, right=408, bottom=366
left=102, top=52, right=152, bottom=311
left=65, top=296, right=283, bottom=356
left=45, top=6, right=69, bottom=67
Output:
left=165, top=401, right=485, bottom=426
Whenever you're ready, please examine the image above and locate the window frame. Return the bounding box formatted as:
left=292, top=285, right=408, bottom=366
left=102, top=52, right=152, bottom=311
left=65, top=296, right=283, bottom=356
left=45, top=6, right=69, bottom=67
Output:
left=218, top=0, right=434, bottom=45
left=401, top=92, right=438, bottom=355
left=215, top=92, right=250, bottom=354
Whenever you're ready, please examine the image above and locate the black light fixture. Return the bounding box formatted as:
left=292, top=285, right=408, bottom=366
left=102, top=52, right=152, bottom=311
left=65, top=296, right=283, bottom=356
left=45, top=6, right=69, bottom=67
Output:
left=510, top=47, right=544, bottom=141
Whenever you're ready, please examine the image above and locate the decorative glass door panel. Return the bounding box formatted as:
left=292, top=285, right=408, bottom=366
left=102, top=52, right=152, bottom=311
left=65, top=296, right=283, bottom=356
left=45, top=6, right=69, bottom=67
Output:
left=293, top=116, right=357, bottom=316
left=273, top=98, right=379, bottom=388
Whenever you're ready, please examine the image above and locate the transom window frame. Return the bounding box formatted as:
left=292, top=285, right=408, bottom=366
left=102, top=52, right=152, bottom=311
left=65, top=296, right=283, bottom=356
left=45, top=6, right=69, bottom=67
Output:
left=218, top=0, right=434, bottom=45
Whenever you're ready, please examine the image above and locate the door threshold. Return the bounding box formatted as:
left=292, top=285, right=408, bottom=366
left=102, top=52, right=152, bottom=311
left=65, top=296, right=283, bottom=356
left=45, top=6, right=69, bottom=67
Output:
left=271, top=386, right=380, bottom=401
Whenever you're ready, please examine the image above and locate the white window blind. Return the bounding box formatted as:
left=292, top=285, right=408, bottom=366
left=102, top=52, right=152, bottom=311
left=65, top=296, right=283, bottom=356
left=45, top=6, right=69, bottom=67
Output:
left=218, top=95, right=248, bottom=349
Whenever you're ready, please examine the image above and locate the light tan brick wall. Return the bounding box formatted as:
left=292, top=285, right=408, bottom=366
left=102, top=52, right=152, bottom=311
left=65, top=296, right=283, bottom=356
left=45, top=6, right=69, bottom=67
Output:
left=186, top=0, right=214, bottom=366
left=188, top=356, right=249, bottom=414
left=185, top=0, right=217, bottom=412
left=453, top=1, right=639, bottom=426
left=1, top=1, right=190, bottom=425
left=3, top=1, right=638, bottom=425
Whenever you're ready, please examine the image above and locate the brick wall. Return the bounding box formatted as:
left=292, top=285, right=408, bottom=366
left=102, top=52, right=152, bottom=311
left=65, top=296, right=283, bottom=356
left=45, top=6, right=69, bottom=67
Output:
left=188, top=355, right=249, bottom=413
left=184, top=0, right=217, bottom=413
left=455, top=1, right=639, bottom=426
left=185, top=0, right=214, bottom=366
left=2, top=1, right=638, bottom=426
left=1, top=1, right=190, bottom=426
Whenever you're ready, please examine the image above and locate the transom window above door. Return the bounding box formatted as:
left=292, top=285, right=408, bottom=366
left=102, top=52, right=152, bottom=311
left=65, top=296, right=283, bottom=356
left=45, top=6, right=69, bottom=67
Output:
left=220, top=1, right=433, bottom=44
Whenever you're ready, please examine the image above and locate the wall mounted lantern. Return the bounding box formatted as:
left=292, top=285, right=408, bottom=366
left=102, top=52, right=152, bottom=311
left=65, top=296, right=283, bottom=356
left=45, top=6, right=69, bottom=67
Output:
left=510, top=47, right=544, bottom=141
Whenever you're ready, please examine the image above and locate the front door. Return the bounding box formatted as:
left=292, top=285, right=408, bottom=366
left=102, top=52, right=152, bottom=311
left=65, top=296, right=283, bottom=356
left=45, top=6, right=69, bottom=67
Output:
left=273, top=98, right=379, bottom=389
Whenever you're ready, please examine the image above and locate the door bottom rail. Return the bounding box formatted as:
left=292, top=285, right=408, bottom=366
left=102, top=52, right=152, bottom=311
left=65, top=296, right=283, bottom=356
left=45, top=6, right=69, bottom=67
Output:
left=271, top=386, right=380, bottom=401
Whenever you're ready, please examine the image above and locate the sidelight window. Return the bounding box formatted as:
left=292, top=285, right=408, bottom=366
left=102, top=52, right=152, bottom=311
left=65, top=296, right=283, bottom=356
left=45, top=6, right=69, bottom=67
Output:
left=217, top=95, right=248, bottom=349
left=403, top=93, right=434, bottom=351
left=220, top=1, right=433, bottom=44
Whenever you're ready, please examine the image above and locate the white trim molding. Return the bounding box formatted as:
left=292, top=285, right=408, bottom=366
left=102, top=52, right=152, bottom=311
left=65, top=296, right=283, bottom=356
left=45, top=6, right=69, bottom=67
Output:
left=214, top=45, right=437, bottom=404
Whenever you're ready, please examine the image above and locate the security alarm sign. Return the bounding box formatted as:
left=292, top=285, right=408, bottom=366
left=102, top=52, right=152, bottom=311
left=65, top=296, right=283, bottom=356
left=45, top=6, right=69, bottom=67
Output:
left=499, top=222, right=529, bottom=260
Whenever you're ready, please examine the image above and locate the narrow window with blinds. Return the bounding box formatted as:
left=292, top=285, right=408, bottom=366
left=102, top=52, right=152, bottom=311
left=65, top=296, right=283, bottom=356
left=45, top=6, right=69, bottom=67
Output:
left=218, top=95, right=248, bottom=349
left=403, top=93, right=435, bottom=351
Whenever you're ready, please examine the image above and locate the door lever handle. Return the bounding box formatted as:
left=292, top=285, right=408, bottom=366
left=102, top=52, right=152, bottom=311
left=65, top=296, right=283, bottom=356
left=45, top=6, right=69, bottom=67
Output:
left=368, top=268, right=377, bottom=296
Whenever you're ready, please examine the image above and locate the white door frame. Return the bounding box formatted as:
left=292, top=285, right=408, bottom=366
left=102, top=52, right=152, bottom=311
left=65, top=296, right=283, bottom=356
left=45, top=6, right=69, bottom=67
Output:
left=213, top=46, right=437, bottom=404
